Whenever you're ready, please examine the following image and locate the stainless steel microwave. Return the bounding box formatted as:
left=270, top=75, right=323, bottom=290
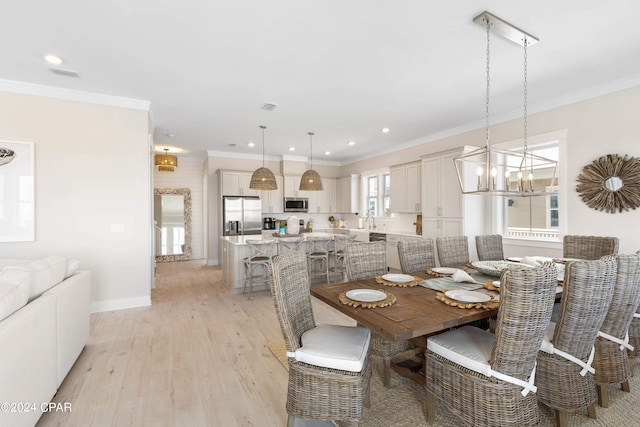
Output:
left=284, top=197, right=308, bottom=212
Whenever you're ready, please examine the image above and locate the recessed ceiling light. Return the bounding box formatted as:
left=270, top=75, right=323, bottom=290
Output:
left=381, top=128, right=390, bottom=133
left=165, top=133, right=175, bottom=138
left=248, top=142, right=255, bottom=147
left=44, top=54, right=63, bottom=65
left=324, top=151, right=331, bottom=155
left=348, top=141, right=356, bottom=146
left=288, top=147, right=295, bottom=152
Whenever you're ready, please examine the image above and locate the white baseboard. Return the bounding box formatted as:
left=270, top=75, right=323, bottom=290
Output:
left=207, top=258, right=219, bottom=266
left=90, top=295, right=151, bottom=313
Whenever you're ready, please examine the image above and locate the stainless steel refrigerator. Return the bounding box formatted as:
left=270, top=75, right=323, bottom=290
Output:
left=222, top=196, right=262, bottom=236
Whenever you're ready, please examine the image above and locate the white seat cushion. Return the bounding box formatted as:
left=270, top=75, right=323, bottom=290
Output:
left=0, top=268, right=31, bottom=321
left=295, top=324, right=371, bottom=372
left=427, top=325, right=494, bottom=377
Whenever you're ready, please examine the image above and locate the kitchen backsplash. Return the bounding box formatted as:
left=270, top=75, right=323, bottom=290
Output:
left=262, top=212, right=420, bottom=234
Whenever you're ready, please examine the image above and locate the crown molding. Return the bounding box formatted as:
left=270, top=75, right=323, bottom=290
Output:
left=0, top=79, right=150, bottom=111
left=207, top=151, right=340, bottom=166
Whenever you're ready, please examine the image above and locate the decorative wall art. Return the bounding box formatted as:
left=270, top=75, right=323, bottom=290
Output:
left=0, top=141, right=35, bottom=242
left=576, top=154, right=640, bottom=213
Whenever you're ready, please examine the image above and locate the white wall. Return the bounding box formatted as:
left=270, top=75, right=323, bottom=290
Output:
left=154, top=157, right=206, bottom=259
left=0, top=87, right=152, bottom=312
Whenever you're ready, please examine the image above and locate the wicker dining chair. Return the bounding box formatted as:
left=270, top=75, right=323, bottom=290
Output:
left=435, top=235, right=469, bottom=267
left=345, top=241, right=414, bottom=387
left=536, top=256, right=617, bottom=427
left=475, top=234, right=504, bottom=261
left=629, top=307, right=640, bottom=375
left=593, top=253, right=640, bottom=408
left=397, top=238, right=436, bottom=274
left=424, top=262, right=558, bottom=427
left=270, top=252, right=372, bottom=427
left=562, top=235, right=619, bottom=260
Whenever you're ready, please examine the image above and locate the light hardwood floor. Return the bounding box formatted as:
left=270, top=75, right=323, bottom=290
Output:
left=37, top=260, right=355, bottom=427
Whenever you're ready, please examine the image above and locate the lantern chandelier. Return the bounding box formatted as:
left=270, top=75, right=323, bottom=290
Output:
left=300, top=132, right=324, bottom=191
left=249, top=125, right=278, bottom=191
left=454, top=11, right=557, bottom=196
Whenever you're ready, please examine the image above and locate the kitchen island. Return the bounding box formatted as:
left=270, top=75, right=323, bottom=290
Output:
left=220, top=231, right=347, bottom=293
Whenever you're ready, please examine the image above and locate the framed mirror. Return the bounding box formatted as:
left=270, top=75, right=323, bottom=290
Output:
left=154, top=188, right=192, bottom=262
left=576, top=154, right=640, bottom=213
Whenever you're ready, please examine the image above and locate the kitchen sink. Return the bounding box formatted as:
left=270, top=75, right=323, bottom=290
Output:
left=369, top=232, right=387, bottom=242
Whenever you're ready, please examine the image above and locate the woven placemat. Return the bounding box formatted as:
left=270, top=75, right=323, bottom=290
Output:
left=375, top=275, right=422, bottom=287
left=339, top=290, right=397, bottom=308
left=426, top=269, right=450, bottom=278
left=435, top=290, right=499, bottom=310
left=483, top=281, right=500, bottom=292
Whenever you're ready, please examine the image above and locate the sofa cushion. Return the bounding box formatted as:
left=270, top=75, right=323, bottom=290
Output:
left=65, top=259, right=80, bottom=279
left=0, top=268, right=31, bottom=321
left=5, top=256, right=68, bottom=301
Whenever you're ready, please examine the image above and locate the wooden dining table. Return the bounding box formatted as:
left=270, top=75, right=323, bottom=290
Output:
left=310, top=269, right=500, bottom=384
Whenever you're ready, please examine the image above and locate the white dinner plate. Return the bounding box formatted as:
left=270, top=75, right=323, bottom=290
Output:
left=346, top=289, right=387, bottom=302
left=506, top=256, right=522, bottom=262
left=381, top=273, right=414, bottom=284
left=444, top=290, right=491, bottom=303
left=471, top=260, right=534, bottom=277
left=432, top=267, right=459, bottom=275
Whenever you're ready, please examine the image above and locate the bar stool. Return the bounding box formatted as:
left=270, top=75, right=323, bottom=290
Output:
left=243, top=239, right=276, bottom=297
left=306, top=236, right=332, bottom=284
left=329, top=234, right=354, bottom=283
left=278, top=236, right=305, bottom=255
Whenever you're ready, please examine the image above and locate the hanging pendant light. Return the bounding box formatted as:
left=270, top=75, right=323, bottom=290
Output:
left=155, top=148, right=178, bottom=172
left=300, top=132, right=323, bottom=191
left=249, top=125, right=278, bottom=191
left=453, top=11, right=557, bottom=196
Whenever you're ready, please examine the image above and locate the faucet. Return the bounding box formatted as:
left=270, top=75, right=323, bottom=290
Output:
left=365, top=212, right=376, bottom=230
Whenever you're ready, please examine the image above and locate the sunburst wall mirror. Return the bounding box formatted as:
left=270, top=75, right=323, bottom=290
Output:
left=576, top=154, right=640, bottom=213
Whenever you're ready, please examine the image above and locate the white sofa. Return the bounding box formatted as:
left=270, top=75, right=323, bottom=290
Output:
left=0, top=256, right=90, bottom=427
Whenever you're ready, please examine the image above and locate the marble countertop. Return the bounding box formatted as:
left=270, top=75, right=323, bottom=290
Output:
left=221, top=232, right=337, bottom=245
left=221, top=229, right=422, bottom=245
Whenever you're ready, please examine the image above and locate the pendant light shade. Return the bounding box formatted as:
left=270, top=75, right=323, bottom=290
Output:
left=155, top=148, right=178, bottom=172
left=300, top=132, right=323, bottom=191
left=454, top=11, right=557, bottom=197
left=249, top=125, right=278, bottom=190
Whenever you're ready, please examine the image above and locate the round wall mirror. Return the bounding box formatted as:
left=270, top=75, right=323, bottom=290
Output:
left=576, top=154, right=640, bottom=213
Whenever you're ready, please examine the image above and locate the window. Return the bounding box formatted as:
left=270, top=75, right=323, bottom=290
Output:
left=364, top=171, right=390, bottom=217
left=367, top=176, right=378, bottom=216
left=498, top=133, right=563, bottom=241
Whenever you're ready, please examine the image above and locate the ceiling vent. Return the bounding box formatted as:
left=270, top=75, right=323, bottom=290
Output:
left=261, top=103, right=277, bottom=111
left=49, top=68, right=80, bottom=78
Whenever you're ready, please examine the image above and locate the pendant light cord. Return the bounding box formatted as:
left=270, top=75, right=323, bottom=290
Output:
left=308, top=132, right=314, bottom=168
left=260, top=125, right=266, bottom=167
left=485, top=19, right=491, bottom=147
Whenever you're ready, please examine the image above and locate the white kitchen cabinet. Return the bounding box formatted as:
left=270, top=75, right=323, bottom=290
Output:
left=220, top=170, right=261, bottom=197
left=284, top=176, right=309, bottom=199
left=390, top=161, right=421, bottom=213
left=261, top=175, right=284, bottom=213
left=312, top=178, right=337, bottom=213
left=337, top=174, right=360, bottom=214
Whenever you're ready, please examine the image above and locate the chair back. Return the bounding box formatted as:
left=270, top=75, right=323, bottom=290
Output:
left=278, top=236, right=304, bottom=254
left=398, top=238, right=436, bottom=274
left=436, top=235, right=469, bottom=267
left=598, top=254, right=640, bottom=339
left=306, top=236, right=331, bottom=256
left=247, top=239, right=276, bottom=260
left=475, top=234, right=504, bottom=261
left=332, top=234, right=353, bottom=254
left=563, top=235, right=619, bottom=260
left=345, top=241, right=387, bottom=281
left=490, top=262, right=557, bottom=379
left=270, top=252, right=316, bottom=354
left=552, top=256, right=617, bottom=361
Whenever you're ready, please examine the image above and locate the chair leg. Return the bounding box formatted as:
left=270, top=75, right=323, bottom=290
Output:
left=364, top=382, right=371, bottom=408
left=555, top=410, right=568, bottom=427
left=587, top=403, right=597, bottom=419
left=597, top=384, right=609, bottom=407
left=622, top=379, right=631, bottom=392
left=382, top=357, right=391, bottom=388
left=424, top=390, right=436, bottom=424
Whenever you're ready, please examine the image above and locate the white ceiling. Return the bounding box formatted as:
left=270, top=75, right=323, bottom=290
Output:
left=3, top=1, right=640, bottom=164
